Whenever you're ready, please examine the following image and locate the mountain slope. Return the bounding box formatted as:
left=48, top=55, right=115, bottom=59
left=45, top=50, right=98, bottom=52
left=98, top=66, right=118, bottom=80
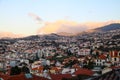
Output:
left=95, top=23, right=120, bottom=32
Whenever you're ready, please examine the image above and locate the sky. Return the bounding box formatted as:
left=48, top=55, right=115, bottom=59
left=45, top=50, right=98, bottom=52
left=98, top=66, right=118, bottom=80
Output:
left=0, top=0, right=120, bottom=37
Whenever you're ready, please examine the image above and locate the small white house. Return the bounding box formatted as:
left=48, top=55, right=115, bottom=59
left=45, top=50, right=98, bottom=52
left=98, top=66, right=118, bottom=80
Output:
left=95, top=54, right=106, bottom=66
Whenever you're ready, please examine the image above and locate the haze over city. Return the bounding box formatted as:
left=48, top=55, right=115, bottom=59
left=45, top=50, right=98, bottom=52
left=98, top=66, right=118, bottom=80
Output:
left=0, top=0, right=120, bottom=37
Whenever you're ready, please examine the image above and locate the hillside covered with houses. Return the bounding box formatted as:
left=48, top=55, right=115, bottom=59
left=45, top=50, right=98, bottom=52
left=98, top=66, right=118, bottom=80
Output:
left=0, top=24, right=120, bottom=80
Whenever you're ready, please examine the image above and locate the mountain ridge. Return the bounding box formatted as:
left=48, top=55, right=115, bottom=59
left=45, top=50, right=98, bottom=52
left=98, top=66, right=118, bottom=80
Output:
left=94, top=23, right=120, bottom=32
left=0, top=23, right=120, bottom=38
left=56, top=23, right=120, bottom=36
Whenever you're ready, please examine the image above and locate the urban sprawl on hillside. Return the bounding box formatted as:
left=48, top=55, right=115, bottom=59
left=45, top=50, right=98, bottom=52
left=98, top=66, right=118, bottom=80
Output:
left=0, top=29, right=120, bottom=80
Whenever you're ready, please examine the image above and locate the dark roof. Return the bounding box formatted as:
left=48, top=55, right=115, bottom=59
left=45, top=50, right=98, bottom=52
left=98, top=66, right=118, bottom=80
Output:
left=93, top=69, right=120, bottom=80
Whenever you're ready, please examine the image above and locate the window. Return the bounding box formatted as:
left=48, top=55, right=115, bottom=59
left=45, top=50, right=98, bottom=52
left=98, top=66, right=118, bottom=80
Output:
left=97, top=60, right=98, bottom=62
left=96, top=63, right=98, bottom=65
left=114, top=58, right=117, bottom=61
left=103, top=62, right=105, bottom=64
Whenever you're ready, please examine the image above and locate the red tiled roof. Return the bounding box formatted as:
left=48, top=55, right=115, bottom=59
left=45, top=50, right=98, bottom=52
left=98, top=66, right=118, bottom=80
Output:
left=0, top=73, right=9, bottom=80
left=110, top=51, right=119, bottom=57
left=74, top=68, right=94, bottom=76
left=32, top=67, right=38, bottom=71
left=38, top=66, right=43, bottom=73
left=0, top=73, right=49, bottom=80
left=51, top=67, right=59, bottom=71
left=99, top=54, right=106, bottom=59
left=8, top=74, right=26, bottom=80
left=111, top=66, right=120, bottom=69
left=50, top=74, right=72, bottom=80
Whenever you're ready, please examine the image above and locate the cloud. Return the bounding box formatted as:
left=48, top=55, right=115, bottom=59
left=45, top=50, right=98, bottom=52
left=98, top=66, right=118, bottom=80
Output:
left=28, top=13, right=43, bottom=23
left=0, top=32, right=25, bottom=38
left=28, top=13, right=120, bottom=34
left=37, top=20, right=87, bottom=34
left=37, top=20, right=120, bottom=34
left=82, top=20, right=120, bottom=29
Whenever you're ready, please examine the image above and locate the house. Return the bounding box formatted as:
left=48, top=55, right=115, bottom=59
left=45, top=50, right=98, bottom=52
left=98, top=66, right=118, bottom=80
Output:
left=95, top=54, right=106, bottom=66
left=79, top=49, right=90, bottom=56
left=109, top=51, right=120, bottom=65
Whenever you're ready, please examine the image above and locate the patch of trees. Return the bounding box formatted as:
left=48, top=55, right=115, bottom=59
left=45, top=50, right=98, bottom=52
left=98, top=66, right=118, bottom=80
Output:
left=112, top=35, right=120, bottom=39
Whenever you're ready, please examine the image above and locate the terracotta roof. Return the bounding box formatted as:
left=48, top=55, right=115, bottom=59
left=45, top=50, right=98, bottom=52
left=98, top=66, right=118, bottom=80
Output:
left=51, top=67, right=59, bottom=71
left=111, top=66, right=120, bottom=69
left=32, top=67, right=38, bottom=71
left=110, top=51, right=119, bottom=57
left=99, top=54, right=106, bottom=59
left=74, top=68, right=94, bottom=76
left=0, top=73, right=49, bottom=80
left=38, top=66, right=44, bottom=73
left=0, top=73, right=9, bottom=80
left=50, top=74, right=72, bottom=80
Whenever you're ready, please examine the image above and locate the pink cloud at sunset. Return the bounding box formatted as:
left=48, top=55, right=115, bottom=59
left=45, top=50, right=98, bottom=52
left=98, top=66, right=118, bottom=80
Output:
left=82, top=20, right=120, bottom=29
left=0, top=32, right=25, bottom=38
left=0, top=20, right=120, bottom=38
left=37, top=20, right=87, bottom=34
left=37, top=20, right=120, bottom=34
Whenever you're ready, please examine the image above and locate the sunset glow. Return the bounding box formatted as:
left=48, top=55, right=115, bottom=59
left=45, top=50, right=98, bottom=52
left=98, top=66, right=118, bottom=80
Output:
left=0, top=0, right=120, bottom=37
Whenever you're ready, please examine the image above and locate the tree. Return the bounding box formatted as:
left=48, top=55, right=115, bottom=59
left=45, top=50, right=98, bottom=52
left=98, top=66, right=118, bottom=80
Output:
left=10, top=66, right=21, bottom=75
left=21, top=66, right=30, bottom=73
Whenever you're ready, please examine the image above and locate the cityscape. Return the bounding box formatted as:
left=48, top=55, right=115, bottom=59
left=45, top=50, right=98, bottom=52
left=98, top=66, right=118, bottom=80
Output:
left=0, top=23, right=120, bottom=80
left=0, top=0, right=120, bottom=80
